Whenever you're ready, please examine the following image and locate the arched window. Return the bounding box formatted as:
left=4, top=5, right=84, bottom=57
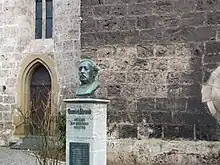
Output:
left=35, top=0, right=53, bottom=39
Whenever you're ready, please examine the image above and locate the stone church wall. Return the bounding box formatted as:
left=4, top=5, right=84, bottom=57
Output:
left=0, top=0, right=81, bottom=145
left=0, top=0, right=220, bottom=159
left=0, top=0, right=34, bottom=144
left=81, top=0, right=220, bottom=140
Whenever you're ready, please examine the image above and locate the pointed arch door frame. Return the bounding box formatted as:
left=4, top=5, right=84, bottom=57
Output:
left=15, top=54, right=59, bottom=136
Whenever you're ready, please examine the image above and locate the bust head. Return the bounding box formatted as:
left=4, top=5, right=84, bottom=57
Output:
left=78, top=59, right=99, bottom=85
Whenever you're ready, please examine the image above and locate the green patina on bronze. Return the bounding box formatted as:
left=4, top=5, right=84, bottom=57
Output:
left=76, top=59, right=100, bottom=98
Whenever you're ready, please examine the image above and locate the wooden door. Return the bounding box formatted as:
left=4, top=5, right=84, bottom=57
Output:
left=30, top=65, right=51, bottom=135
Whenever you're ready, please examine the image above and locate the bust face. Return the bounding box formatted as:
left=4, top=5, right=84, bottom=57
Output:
left=78, top=61, right=95, bottom=85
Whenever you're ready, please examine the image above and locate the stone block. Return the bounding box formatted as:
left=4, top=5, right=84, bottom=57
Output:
left=203, top=70, right=212, bottom=83
left=104, top=31, right=126, bottom=45
left=186, top=98, right=205, bottom=113
left=137, top=16, right=156, bottom=29
left=137, top=44, right=154, bottom=58
left=97, top=17, right=136, bottom=32
left=208, top=12, right=220, bottom=25
left=2, top=112, right=11, bottom=122
left=109, top=97, right=127, bottom=111
left=151, top=112, right=172, bottom=124
left=121, top=0, right=147, bottom=4
left=116, top=111, right=140, bottom=123
left=118, top=123, right=137, bottom=138
left=148, top=124, right=162, bottom=138
left=94, top=5, right=127, bottom=18
left=63, top=40, right=74, bottom=51
left=120, top=85, right=137, bottom=98
left=96, top=47, right=115, bottom=58
left=6, top=78, right=16, bottom=87
left=155, top=98, right=187, bottom=112
left=180, top=71, right=202, bottom=84
left=107, top=85, right=121, bottom=97
left=181, top=84, right=202, bottom=97
left=167, top=84, right=183, bottom=98
left=135, top=85, right=167, bottom=98
left=125, top=30, right=140, bottom=45
left=0, top=113, right=2, bottom=121
left=172, top=112, right=199, bottom=125
left=0, top=105, right=10, bottom=112
left=126, top=17, right=137, bottom=30
left=138, top=111, right=151, bottom=123
left=0, top=96, right=3, bottom=103
left=80, top=7, right=94, bottom=20
left=196, top=0, right=220, bottom=11
left=81, top=20, right=97, bottom=33
left=138, top=122, right=163, bottom=139
left=139, top=29, right=162, bottom=42
left=142, top=72, right=167, bottom=85
left=154, top=44, right=175, bottom=57
left=204, top=54, right=220, bottom=63
left=97, top=18, right=120, bottom=32
left=197, top=113, right=217, bottom=126
left=189, top=42, right=204, bottom=57
left=167, top=72, right=181, bottom=84
left=164, top=125, right=194, bottom=139
left=104, top=0, right=122, bottom=4
left=81, top=0, right=104, bottom=6
left=108, top=109, right=139, bottom=124
left=128, top=3, right=154, bottom=15
left=126, top=72, right=142, bottom=83
left=150, top=58, right=168, bottom=72
left=174, top=0, right=196, bottom=13
left=196, top=125, right=218, bottom=141
left=137, top=98, right=155, bottom=112
left=99, top=71, right=126, bottom=84
left=189, top=57, right=202, bottom=71
left=206, top=41, right=220, bottom=54
left=3, top=96, right=15, bottom=104
left=168, top=57, right=189, bottom=71
left=194, top=26, right=216, bottom=41
left=81, top=32, right=104, bottom=47
left=81, top=48, right=98, bottom=59
left=155, top=15, right=180, bottom=28
left=164, top=26, right=216, bottom=42
left=153, top=0, right=174, bottom=14
left=181, top=12, right=205, bottom=26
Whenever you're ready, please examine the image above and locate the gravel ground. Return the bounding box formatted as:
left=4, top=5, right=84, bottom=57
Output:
left=0, top=147, right=38, bottom=165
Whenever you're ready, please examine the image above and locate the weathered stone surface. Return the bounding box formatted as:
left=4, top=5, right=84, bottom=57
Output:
left=0, top=0, right=219, bottom=148
left=108, top=139, right=220, bottom=165
left=118, top=123, right=137, bottom=138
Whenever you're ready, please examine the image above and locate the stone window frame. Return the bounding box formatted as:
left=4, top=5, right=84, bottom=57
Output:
left=14, top=54, right=59, bottom=136
left=35, top=0, right=53, bottom=39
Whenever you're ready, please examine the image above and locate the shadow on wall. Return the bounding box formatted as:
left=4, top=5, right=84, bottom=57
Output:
left=104, top=44, right=220, bottom=141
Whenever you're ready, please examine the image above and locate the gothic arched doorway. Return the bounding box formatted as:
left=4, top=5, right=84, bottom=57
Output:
left=30, top=64, right=51, bottom=135
left=15, top=55, right=59, bottom=136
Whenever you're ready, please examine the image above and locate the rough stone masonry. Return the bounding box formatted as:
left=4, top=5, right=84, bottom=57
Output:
left=0, top=0, right=220, bottom=164
left=81, top=0, right=220, bottom=141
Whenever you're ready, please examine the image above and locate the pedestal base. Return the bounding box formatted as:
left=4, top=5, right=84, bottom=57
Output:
left=64, top=98, right=109, bottom=165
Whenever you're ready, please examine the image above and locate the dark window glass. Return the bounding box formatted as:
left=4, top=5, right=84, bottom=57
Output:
left=46, top=18, right=52, bottom=38
left=35, top=19, right=42, bottom=39
left=46, top=0, right=53, bottom=38
left=35, top=0, right=42, bottom=39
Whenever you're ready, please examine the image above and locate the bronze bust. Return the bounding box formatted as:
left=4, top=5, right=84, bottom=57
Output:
left=76, top=59, right=100, bottom=98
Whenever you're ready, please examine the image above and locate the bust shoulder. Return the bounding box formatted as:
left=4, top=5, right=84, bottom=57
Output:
left=76, top=80, right=100, bottom=97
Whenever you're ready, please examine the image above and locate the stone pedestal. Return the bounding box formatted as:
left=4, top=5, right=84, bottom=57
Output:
left=64, top=98, right=110, bottom=165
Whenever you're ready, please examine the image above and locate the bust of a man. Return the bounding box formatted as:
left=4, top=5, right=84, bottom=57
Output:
left=76, top=59, right=100, bottom=98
